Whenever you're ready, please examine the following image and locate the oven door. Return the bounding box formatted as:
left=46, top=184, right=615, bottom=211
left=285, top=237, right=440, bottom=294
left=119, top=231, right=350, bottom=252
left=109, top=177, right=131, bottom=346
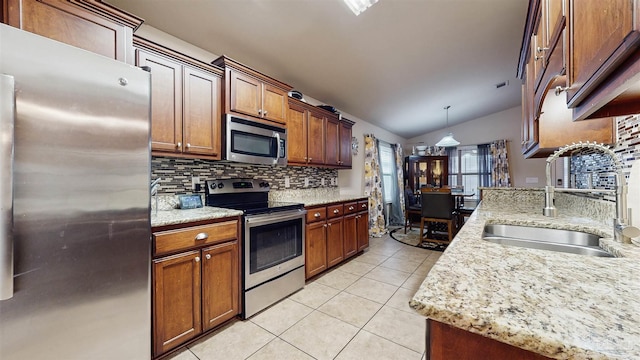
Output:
left=226, top=114, right=287, bottom=165
left=244, top=209, right=305, bottom=290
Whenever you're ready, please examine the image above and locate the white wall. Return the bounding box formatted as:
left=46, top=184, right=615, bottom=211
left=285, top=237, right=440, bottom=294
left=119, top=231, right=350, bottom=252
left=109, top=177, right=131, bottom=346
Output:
left=407, top=106, right=547, bottom=188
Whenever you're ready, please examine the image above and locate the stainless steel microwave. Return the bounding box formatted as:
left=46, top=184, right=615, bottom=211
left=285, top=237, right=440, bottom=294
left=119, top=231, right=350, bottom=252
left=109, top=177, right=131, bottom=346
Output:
left=224, top=114, right=287, bottom=166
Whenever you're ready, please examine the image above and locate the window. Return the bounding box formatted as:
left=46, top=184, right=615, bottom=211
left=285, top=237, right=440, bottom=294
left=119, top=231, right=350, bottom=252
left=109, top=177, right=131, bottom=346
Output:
left=448, top=145, right=491, bottom=199
left=378, top=142, right=395, bottom=203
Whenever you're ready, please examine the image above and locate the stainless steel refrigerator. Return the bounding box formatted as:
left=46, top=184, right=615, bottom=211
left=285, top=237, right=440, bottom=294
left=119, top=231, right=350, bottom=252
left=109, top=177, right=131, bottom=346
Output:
left=0, top=24, right=151, bottom=359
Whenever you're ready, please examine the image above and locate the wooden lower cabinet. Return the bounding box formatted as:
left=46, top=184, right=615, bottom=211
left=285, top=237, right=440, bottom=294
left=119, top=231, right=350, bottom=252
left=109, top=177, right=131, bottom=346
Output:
left=153, top=251, right=201, bottom=355
left=152, top=219, right=240, bottom=357
left=326, top=217, right=344, bottom=267
left=305, top=199, right=369, bottom=279
left=305, top=220, right=328, bottom=278
left=427, top=319, right=552, bottom=360
left=202, top=241, right=239, bottom=332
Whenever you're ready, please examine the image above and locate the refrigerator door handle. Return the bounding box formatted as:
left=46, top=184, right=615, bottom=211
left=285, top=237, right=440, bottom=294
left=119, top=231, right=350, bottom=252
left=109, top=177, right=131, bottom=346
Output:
left=0, top=74, right=15, bottom=301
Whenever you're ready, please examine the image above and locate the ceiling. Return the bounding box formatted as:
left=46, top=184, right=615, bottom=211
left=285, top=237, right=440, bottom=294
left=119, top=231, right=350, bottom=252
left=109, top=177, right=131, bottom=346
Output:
left=107, top=0, right=529, bottom=139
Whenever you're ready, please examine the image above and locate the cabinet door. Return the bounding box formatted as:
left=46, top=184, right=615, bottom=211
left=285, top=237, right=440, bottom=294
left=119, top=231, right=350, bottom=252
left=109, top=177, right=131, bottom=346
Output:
left=229, top=70, right=261, bottom=118
left=305, top=221, right=327, bottom=279
left=153, top=251, right=202, bottom=356
left=339, top=122, right=353, bottom=168
left=567, top=0, right=639, bottom=106
left=202, top=241, right=239, bottom=332
left=137, top=49, right=183, bottom=153
left=325, top=117, right=340, bottom=166
left=262, top=83, right=288, bottom=123
left=307, top=110, right=326, bottom=165
left=4, top=0, right=134, bottom=63
left=357, top=212, right=369, bottom=251
left=287, top=102, right=308, bottom=164
left=343, top=213, right=358, bottom=259
left=183, top=66, right=222, bottom=158
left=326, top=217, right=344, bottom=268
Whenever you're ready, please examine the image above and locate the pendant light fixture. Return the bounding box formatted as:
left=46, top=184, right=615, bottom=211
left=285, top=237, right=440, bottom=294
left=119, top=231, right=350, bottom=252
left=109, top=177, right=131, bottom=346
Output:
left=343, top=0, right=378, bottom=16
left=435, top=105, right=460, bottom=147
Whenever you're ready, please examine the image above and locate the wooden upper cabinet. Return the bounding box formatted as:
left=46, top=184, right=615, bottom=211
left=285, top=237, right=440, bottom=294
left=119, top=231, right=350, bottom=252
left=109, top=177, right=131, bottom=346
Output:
left=137, top=50, right=183, bottom=153
left=135, top=37, right=223, bottom=160
left=325, top=117, right=340, bottom=166
left=307, top=109, right=326, bottom=166
left=213, top=55, right=292, bottom=125
left=183, top=67, right=222, bottom=157
left=339, top=119, right=354, bottom=168
left=287, top=102, right=309, bottom=164
left=2, top=0, right=142, bottom=64
left=567, top=0, right=638, bottom=108
left=229, top=70, right=262, bottom=118
left=262, top=83, right=288, bottom=123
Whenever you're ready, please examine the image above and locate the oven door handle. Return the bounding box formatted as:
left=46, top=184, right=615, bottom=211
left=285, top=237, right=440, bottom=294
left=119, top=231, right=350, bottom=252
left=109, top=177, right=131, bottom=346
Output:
left=244, top=209, right=307, bottom=227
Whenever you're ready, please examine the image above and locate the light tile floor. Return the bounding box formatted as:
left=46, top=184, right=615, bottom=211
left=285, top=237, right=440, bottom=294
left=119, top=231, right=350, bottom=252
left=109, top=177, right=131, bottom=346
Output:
left=168, top=232, right=442, bottom=360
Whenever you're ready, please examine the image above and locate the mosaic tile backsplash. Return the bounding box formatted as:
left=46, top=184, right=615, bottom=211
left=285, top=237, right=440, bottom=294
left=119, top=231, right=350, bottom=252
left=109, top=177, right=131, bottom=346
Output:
left=570, top=115, right=640, bottom=201
left=151, top=157, right=339, bottom=195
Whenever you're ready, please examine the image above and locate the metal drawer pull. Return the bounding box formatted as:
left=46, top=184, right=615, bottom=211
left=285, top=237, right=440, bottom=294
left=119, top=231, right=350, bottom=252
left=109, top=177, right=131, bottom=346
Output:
left=176, top=142, right=182, bottom=148
left=195, top=256, right=200, bottom=262
left=314, top=212, right=321, bottom=218
left=205, top=254, right=211, bottom=260
left=348, top=206, right=355, bottom=211
left=361, top=204, right=366, bottom=208
left=333, top=209, right=340, bottom=214
left=195, top=232, right=209, bottom=241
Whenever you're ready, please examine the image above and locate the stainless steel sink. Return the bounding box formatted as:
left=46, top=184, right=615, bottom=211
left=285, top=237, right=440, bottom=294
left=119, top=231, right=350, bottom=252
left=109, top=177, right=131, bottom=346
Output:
left=482, top=224, right=614, bottom=257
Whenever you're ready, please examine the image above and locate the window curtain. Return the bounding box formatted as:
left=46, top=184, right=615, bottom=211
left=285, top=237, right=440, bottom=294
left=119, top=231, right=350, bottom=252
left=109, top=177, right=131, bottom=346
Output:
left=445, top=147, right=457, bottom=186
left=477, top=143, right=492, bottom=187
left=364, top=134, right=387, bottom=237
left=389, top=143, right=405, bottom=226
left=490, top=139, right=511, bottom=187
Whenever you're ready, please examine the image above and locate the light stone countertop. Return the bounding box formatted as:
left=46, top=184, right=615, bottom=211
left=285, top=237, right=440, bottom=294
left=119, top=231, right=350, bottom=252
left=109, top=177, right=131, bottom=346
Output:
left=410, top=199, right=640, bottom=359
left=269, top=188, right=367, bottom=207
left=151, top=207, right=243, bottom=228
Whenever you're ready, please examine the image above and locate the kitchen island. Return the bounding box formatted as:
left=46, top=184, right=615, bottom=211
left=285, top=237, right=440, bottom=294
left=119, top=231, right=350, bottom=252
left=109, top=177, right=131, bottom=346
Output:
left=410, top=188, right=640, bottom=359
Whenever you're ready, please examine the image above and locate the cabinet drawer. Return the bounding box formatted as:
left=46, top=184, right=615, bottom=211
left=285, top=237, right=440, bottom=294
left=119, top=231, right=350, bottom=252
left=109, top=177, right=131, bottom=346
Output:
left=306, top=207, right=327, bottom=223
left=357, top=200, right=369, bottom=212
left=344, top=202, right=358, bottom=215
left=154, top=220, right=238, bottom=256
left=327, top=204, right=344, bottom=219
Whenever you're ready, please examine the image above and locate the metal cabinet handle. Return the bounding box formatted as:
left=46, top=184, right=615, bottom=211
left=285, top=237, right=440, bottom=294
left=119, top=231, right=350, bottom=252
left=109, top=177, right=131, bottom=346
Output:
left=333, top=209, right=339, bottom=214
left=309, top=157, right=312, bottom=162
left=348, top=206, right=355, bottom=211
left=537, top=46, right=549, bottom=53
left=304, top=157, right=308, bottom=161
left=361, top=204, right=366, bottom=208
left=195, top=256, right=200, bottom=262
left=177, top=142, right=182, bottom=148
left=195, top=232, right=209, bottom=241
left=555, top=86, right=568, bottom=96
left=205, top=254, right=211, bottom=260
left=323, top=224, right=328, bottom=228
left=314, top=212, right=321, bottom=218
left=258, top=109, right=262, bottom=115
left=263, top=110, right=268, bottom=116
left=186, top=143, right=191, bottom=149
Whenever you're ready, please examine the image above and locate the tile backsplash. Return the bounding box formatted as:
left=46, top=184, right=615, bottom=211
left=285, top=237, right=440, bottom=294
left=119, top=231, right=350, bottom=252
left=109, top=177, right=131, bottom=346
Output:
left=151, top=157, right=339, bottom=195
left=570, top=115, right=640, bottom=201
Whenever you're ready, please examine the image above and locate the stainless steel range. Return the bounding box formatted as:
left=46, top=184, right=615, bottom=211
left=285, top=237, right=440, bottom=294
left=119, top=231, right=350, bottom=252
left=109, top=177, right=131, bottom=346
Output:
left=205, top=179, right=306, bottom=318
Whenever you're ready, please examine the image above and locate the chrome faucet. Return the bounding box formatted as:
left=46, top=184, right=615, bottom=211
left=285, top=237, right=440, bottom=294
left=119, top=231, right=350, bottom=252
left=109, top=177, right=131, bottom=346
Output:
left=543, top=142, right=640, bottom=243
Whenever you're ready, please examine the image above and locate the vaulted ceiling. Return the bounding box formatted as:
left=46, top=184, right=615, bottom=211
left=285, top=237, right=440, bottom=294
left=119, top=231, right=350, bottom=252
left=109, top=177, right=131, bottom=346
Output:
left=108, top=0, right=528, bottom=139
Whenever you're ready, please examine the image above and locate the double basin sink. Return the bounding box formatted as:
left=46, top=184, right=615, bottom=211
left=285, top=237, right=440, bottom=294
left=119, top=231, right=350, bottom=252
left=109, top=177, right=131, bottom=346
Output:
left=482, top=224, right=614, bottom=258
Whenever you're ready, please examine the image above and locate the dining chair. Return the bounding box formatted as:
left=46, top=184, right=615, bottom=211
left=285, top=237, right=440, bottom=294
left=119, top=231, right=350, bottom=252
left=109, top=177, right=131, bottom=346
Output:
left=404, top=186, right=421, bottom=233
left=419, top=188, right=457, bottom=245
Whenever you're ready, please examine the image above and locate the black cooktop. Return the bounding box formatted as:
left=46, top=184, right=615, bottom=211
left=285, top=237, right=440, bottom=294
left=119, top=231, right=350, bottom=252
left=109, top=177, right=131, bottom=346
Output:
left=204, top=179, right=304, bottom=215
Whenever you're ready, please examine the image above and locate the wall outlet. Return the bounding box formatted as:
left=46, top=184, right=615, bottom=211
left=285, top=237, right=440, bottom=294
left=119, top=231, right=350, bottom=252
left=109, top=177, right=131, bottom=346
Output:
left=284, top=176, right=290, bottom=188
left=192, top=176, right=200, bottom=190
left=332, top=177, right=337, bottom=186
left=304, top=177, right=309, bottom=187
left=321, top=178, right=325, bottom=186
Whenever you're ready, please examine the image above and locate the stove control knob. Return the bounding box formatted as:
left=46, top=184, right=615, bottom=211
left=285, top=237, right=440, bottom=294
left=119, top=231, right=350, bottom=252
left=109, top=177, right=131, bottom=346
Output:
left=217, top=183, right=224, bottom=189
left=261, top=182, right=270, bottom=188
left=209, top=183, right=216, bottom=190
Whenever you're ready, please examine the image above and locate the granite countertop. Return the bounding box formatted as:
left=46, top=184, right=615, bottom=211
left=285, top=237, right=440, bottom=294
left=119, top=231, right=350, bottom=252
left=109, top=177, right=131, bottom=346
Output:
left=268, top=189, right=367, bottom=207
left=298, top=195, right=368, bottom=207
left=151, top=207, right=243, bottom=228
left=410, top=200, right=640, bottom=359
